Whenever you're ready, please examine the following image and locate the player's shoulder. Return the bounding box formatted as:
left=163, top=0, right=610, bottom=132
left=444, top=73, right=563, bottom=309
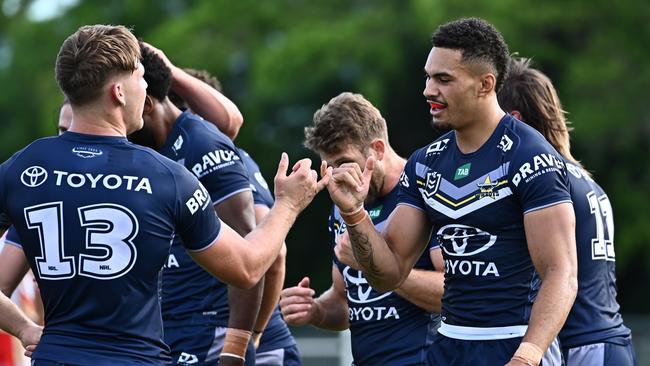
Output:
left=502, top=115, right=557, bottom=157
left=175, top=112, right=234, bottom=148
left=566, top=162, right=605, bottom=195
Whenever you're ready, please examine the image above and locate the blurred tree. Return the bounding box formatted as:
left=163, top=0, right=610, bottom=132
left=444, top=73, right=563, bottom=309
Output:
left=0, top=0, right=648, bottom=311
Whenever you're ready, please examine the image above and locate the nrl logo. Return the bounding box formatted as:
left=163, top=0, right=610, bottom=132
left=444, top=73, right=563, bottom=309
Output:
left=477, top=175, right=499, bottom=199
left=72, top=147, right=103, bottom=159
left=423, top=171, right=441, bottom=198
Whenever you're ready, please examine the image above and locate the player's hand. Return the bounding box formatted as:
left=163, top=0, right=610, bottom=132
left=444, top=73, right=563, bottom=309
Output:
left=140, top=42, right=175, bottom=70
left=505, top=358, right=536, bottom=366
left=274, top=153, right=331, bottom=213
left=326, top=157, right=374, bottom=213
left=18, top=323, right=42, bottom=357
left=334, top=232, right=361, bottom=270
left=219, top=355, right=245, bottom=366
left=279, top=277, right=321, bottom=326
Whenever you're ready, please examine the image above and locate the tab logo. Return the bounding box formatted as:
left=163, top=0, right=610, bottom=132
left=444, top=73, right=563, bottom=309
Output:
left=454, top=163, right=471, bottom=180
left=20, top=166, right=48, bottom=187
left=368, top=205, right=382, bottom=220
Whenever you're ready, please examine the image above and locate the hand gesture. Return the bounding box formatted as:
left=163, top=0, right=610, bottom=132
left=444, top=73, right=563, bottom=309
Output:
left=19, top=323, right=42, bottom=358
left=274, top=153, right=330, bottom=213
left=334, top=231, right=361, bottom=270
left=279, top=277, right=320, bottom=326
left=325, top=157, right=374, bottom=213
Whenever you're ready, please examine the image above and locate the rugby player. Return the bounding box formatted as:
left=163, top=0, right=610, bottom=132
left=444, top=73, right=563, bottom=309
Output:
left=323, top=18, right=578, bottom=366
left=0, top=24, right=327, bottom=365
left=153, top=53, right=302, bottom=365
left=129, top=43, right=262, bottom=366
left=281, top=92, right=443, bottom=365
left=498, top=57, right=637, bottom=366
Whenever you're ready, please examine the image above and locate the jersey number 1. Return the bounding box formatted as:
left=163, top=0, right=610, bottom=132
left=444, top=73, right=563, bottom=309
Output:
left=24, top=202, right=139, bottom=280
left=586, top=192, right=615, bottom=261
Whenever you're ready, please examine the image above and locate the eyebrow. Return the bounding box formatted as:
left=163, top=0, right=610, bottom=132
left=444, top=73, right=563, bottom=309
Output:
left=424, top=68, right=453, bottom=78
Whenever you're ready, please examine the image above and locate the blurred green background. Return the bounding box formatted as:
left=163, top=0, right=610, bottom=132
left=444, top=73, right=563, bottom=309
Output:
left=1, top=0, right=648, bottom=340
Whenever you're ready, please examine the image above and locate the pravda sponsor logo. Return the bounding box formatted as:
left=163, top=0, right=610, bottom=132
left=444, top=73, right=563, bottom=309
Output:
left=191, top=149, right=240, bottom=178
left=512, top=153, right=564, bottom=186
left=437, top=224, right=500, bottom=277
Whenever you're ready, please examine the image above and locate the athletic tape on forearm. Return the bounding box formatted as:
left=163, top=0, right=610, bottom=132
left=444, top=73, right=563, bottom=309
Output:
left=512, top=342, right=543, bottom=366
left=221, top=328, right=252, bottom=359
left=340, top=207, right=369, bottom=227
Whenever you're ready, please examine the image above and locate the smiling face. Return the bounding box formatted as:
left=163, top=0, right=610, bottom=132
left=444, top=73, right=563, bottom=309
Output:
left=423, top=47, right=485, bottom=132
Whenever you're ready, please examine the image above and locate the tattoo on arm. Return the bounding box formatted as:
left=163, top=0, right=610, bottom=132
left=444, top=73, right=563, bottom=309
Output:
left=349, top=229, right=382, bottom=283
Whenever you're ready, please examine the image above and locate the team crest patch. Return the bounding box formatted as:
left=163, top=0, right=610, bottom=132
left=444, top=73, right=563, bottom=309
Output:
left=477, top=176, right=499, bottom=199
left=72, top=146, right=103, bottom=159
left=423, top=171, right=441, bottom=198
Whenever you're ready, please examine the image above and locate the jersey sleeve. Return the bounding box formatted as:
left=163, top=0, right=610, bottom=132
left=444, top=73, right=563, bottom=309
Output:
left=186, top=138, right=251, bottom=206
left=509, top=144, right=572, bottom=214
left=173, top=167, right=222, bottom=252
left=4, top=226, right=22, bottom=248
left=0, top=158, right=13, bottom=230
left=397, top=149, right=426, bottom=211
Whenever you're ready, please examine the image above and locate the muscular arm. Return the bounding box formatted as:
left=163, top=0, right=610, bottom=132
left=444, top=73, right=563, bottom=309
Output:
left=394, top=248, right=444, bottom=313
left=190, top=156, right=328, bottom=289
left=280, top=266, right=349, bottom=331
left=313, top=267, right=350, bottom=330
left=169, top=67, right=243, bottom=140
left=217, top=191, right=264, bottom=334
left=348, top=205, right=432, bottom=292
left=251, top=205, right=285, bottom=342
left=142, top=42, right=243, bottom=140
left=520, top=203, right=577, bottom=357
left=0, top=244, right=30, bottom=297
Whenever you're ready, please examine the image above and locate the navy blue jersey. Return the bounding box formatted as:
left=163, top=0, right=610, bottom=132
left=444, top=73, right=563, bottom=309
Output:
left=559, top=163, right=631, bottom=347
left=329, top=184, right=439, bottom=366
left=238, top=148, right=274, bottom=208
left=0, top=132, right=221, bottom=365
left=3, top=225, right=20, bottom=248
left=159, top=112, right=251, bottom=327
left=399, top=115, right=572, bottom=336
left=238, top=148, right=297, bottom=352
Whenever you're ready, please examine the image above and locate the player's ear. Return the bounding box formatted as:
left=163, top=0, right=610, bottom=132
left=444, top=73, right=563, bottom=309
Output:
left=143, top=95, right=154, bottom=115
left=110, top=82, right=127, bottom=107
left=370, top=139, right=385, bottom=161
left=478, top=73, right=496, bottom=97
left=509, top=110, right=523, bottom=121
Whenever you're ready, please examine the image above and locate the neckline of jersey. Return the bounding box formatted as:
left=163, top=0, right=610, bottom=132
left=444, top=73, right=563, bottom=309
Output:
left=452, top=114, right=511, bottom=159
left=60, top=131, right=129, bottom=144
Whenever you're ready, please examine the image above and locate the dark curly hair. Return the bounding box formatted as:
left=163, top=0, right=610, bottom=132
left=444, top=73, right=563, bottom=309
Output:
left=139, top=42, right=171, bottom=102
left=432, top=18, right=509, bottom=92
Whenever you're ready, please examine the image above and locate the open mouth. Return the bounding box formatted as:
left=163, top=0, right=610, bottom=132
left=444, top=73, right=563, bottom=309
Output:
left=428, top=100, right=447, bottom=114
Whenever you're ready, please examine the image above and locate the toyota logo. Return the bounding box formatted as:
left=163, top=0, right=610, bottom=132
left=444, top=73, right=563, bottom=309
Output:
left=342, top=267, right=392, bottom=304
left=20, top=166, right=48, bottom=187
left=437, top=224, right=497, bottom=257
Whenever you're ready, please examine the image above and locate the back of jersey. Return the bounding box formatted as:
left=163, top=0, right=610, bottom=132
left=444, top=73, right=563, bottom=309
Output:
left=0, top=132, right=221, bottom=365
left=559, top=163, right=630, bottom=347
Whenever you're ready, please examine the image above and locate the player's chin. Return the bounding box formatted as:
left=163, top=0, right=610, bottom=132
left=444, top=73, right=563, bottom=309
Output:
left=430, top=118, right=452, bottom=132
